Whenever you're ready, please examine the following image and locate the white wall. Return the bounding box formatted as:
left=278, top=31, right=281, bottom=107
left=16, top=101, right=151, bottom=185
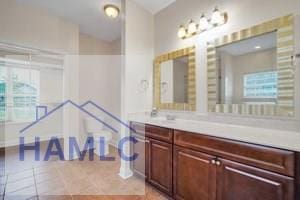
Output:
left=154, top=0, right=300, bottom=130
left=124, top=0, right=154, bottom=115
left=119, top=0, right=154, bottom=178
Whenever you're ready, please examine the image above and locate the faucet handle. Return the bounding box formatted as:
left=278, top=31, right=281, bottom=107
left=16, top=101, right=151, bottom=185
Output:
left=151, top=107, right=158, bottom=117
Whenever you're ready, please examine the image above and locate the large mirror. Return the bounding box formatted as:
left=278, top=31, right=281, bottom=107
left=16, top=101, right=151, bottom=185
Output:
left=217, top=32, right=277, bottom=105
left=207, top=15, right=295, bottom=117
left=154, top=46, right=196, bottom=111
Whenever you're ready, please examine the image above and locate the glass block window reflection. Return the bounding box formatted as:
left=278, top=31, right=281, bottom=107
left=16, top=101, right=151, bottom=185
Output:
left=243, top=71, right=278, bottom=98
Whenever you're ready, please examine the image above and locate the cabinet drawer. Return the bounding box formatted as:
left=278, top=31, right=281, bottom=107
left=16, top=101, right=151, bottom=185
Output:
left=174, top=130, right=295, bottom=177
left=146, top=124, right=173, bottom=143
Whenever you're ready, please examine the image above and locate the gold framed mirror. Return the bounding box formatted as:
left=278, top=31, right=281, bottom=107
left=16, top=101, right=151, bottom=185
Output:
left=207, top=15, right=295, bottom=117
left=154, top=46, right=196, bottom=111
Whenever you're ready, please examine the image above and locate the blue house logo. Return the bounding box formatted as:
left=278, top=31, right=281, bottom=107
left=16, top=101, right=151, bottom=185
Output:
left=19, top=100, right=138, bottom=162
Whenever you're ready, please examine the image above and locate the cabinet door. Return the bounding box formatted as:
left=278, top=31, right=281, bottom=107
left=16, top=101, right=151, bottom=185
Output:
left=149, top=138, right=173, bottom=195
left=132, top=135, right=149, bottom=180
left=173, top=146, right=217, bottom=200
left=217, top=159, right=294, bottom=200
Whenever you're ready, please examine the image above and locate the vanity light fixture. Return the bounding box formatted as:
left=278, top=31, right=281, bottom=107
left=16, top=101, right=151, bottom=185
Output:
left=255, top=46, right=262, bottom=49
left=177, top=7, right=228, bottom=39
left=187, top=20, right=198, bottom=35
left=177, top=25, right=187, bottom=39
left=211, top=7, right=224, bottom=25
left=199, top=14, right=210, bottom=31
left=104, top=4, right=120, bottom=19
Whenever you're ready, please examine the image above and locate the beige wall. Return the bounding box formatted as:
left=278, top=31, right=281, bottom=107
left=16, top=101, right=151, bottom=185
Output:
left=173, top=59, right=188, bottom=103
left=79, top=33, right=121, bottom=55
left=78, top=33, right=122, bottom=147
left=0, top=0, right=79, bottom=54
left=232, top=49, right=277, bottom=103
left=111, top=38, right=122, bottom=55
left=123, top=0, right=154, bottom=115
left=219, top=49, right=277, bottom=104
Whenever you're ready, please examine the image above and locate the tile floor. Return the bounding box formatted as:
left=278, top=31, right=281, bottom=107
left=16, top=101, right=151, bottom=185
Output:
left=0, top=144, right=169, bottom=200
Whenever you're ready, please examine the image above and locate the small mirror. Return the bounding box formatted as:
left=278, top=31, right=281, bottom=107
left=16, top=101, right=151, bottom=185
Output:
left=154, top=46, right=196, bottom=111
left=160, top=56, right=188, bottom=104
left=216, top=32, right=277, bottom=105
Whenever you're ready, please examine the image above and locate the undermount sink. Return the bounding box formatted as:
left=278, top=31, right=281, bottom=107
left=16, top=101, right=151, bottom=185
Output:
left=150, top=116, right=167, bottom=121
left=150, top=115, right=176, bottom=124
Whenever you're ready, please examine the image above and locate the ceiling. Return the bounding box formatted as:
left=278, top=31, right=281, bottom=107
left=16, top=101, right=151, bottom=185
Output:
left=218, top=32, right=277, bottom=56
left=16, top=0, right=122, bottom=42
left=16, top=0, right=175, bottom=42
left=132, top=0, right=176, bottom=14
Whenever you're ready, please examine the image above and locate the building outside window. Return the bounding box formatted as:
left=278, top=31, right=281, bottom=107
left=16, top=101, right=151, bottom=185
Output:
left=0, top=66, right=39, bottom=122
left=243, top=71, right=278, bottom=101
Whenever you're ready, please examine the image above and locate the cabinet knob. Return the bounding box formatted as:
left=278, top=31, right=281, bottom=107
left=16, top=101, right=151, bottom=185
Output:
left=211, top=160, right=216, bottom=165
left=216, top=161, right=221, bottom=166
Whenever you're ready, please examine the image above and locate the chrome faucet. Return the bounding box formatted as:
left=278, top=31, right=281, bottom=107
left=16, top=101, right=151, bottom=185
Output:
left=150, top=107, right=158, bottom=117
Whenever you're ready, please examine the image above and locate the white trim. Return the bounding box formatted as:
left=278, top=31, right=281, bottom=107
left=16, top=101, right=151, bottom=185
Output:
left=0, top=57, right=63, bottom=71
left=109, top=138, right=119, bottom=148
left=119, top=165, right=133, bottom=179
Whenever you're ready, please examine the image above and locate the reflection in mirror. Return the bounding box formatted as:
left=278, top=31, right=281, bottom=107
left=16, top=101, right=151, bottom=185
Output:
left=216, top=32, right=278, bottom=106
left=160, top=56, right=188, bottom=104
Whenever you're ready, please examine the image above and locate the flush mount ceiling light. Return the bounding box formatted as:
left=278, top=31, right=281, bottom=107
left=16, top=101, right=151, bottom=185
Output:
left=177, top=6, right=228, bottom=39
left=255, top=46, right=262, bottom=49
left=104, top=4, right=120, bottom=19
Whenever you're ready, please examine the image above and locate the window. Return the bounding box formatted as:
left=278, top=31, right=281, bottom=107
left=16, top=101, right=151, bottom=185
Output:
left=0, top=66, right=39, bottom=122
left=243, top=71, right=278, bottom=99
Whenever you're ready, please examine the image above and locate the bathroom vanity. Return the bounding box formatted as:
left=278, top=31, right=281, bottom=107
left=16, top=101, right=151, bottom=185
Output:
left=134, top=14, right=300, bottom=200
left=130, top=121, right=300, bottom=200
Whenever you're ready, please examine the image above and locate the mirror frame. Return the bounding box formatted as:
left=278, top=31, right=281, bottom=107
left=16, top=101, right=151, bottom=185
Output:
left=207, top=15, right=295, bottom=117
left=154, top=46, right=196, bottom=111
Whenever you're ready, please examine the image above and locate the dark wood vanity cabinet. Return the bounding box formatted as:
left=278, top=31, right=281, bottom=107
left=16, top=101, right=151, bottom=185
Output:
left=131, top=122, right=173, bottom=195
left=216, top=159, right=294, bottom=200
left=173, top=146, right=216, bottom=200
left=130, top=122, right=298, bottom=200
left=149, top=138, right=173, bottom=195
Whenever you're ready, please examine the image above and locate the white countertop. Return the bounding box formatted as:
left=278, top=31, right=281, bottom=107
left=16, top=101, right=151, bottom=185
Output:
left=128, top=113, right=300, bottom=152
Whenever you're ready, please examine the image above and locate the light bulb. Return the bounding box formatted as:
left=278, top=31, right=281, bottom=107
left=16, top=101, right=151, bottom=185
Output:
left=211, top=7, right=224, bottom=25
left=199, top=14, right=210, bottom=31
left=177, top=25, right=186, bottom=38
left=104, top=4, right=120, bottom=19
left=187, top=20, right=197, bottom=35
